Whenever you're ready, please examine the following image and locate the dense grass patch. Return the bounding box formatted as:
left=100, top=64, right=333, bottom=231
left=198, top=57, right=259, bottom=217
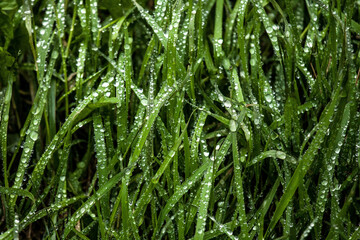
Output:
left=1, top=0, right=360, bottom=239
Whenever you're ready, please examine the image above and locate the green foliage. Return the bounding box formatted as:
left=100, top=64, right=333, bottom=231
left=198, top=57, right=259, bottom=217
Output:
left=1, top=0, right=359, bottom=239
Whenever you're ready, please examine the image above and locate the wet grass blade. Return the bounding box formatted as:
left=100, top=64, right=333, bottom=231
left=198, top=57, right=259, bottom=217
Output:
left=93, top=113, right=110, bottom=220
left=193, top=154, right=213, bottom=240
left=1, top=79, right=13, bottom=189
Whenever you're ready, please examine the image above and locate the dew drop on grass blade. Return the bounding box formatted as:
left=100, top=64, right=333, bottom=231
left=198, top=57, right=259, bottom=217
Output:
left=194, top=156, right=214, bottom=240
left=189, top=111, right=208, bottom=178
left=251, top=0, right=280, bottom=57
left=231, top=132, right=249, bottom=239
left=93, top=113, right=110, bottom=220
left=1, top=80, right=13, bottom=189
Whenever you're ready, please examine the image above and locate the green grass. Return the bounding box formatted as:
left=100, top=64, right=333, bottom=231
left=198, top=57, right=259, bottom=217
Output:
left=1, top=0, right=360, bottom=239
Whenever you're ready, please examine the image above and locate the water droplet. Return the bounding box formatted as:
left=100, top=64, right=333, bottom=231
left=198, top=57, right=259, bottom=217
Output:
left=224, top=101, right=231, bottom=108
left=250, top=59, right=256, bottom=66
left=276, top=151, right=286, bottom=159
left=141, top=99, right=148, bottom=106
left=265, top=94, right=272, bottom=103
left=30, top=132, right=38, bottom=141
left=229, top=120, right=237, bottom=132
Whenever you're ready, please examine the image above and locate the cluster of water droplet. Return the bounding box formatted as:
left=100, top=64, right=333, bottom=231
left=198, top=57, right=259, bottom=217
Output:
left=252, top=1, right=280, bottom=56
left=298, top=59, right=315, bottom=89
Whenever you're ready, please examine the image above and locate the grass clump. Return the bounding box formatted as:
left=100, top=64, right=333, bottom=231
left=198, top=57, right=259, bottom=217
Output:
left=1, top=0, right=360, bottom=239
